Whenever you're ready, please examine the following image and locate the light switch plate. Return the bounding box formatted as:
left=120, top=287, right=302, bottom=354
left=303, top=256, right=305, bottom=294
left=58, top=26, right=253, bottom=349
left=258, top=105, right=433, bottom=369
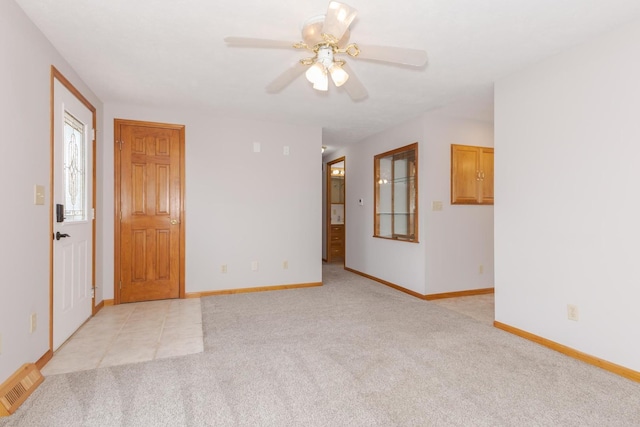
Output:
left=30, top=313, right=37, bottom=333
left=253, top=142, right=261, bottom=153
left=432, top=201, right=443, bottom=211
left=34, top=185, right=45, bottom=205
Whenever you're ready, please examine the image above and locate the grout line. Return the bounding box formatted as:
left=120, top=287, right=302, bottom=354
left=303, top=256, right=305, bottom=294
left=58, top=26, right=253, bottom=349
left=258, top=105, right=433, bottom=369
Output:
left=153, top=312, right=168, bottom=360
left=96, top=305, right=135, bottom=368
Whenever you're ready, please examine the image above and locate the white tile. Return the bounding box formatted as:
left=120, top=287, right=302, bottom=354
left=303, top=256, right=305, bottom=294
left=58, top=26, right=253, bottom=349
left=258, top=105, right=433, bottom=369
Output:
left=72, top=323, right=123, bottom=340
left=42, top=355, right=101, bottom=375
left=99, top=345, right=157, bottom=368
left=113, top=329, right=162, bottom=346
left=120, top=317, right=165, bottom=333
left=155, top=336, right=204, bottom=359
left=42, top=298, right=206, bottom=373
left=164, top=313, right=202, bottom=328
left=161, top=323, right=203, bottom=341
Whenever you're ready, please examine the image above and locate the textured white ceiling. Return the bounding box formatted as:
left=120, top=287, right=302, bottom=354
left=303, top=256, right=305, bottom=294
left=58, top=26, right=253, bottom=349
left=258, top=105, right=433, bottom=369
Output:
left=14, top=0, right=640, bottom=150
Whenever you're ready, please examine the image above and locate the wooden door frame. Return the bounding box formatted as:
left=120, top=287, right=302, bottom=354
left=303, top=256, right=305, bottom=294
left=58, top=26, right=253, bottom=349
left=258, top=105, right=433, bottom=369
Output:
left=326, top=157, right=346, bottom=263
left=114, top=119, right=186, bottom=304
left=49, top=66, right=98, bottom=353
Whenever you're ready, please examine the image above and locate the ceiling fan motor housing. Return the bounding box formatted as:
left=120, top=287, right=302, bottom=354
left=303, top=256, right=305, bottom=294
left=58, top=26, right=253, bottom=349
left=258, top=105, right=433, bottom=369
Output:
left=317, top=46, right=335, bottom=67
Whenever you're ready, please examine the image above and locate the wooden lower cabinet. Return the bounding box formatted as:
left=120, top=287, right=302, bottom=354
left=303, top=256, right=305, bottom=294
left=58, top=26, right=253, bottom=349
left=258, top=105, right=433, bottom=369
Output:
left=328, top=224, right=344, bottom=262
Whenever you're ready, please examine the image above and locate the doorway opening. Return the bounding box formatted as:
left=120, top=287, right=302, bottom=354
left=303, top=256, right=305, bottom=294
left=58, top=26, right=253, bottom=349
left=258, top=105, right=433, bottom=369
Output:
left=326, top=157, right=345, bottom=264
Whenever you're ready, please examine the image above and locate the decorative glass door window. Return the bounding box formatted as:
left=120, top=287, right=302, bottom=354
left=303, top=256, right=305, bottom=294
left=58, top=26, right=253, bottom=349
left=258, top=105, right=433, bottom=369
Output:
left=374, top=143, right=418, bottom=242
left=63, top=111, right=87, bottom=221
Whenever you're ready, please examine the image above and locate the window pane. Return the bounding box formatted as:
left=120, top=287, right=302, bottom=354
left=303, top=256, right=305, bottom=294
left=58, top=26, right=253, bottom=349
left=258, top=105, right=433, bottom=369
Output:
left=63, top=111, right=87, bottom=221
left=393, top=158, right=408, bottom=236
left=374, top=143, right=418, bottom=242
left=376, top=156, right=390, bottom=237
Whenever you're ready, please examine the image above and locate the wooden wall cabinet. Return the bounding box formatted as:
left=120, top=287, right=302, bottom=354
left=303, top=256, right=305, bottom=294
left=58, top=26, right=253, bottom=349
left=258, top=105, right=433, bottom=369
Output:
left=451, top=144, right=494, bottom=205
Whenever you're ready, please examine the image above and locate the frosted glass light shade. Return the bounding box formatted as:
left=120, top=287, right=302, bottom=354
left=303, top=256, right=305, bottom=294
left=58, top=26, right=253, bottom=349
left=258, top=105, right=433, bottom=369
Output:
left=305, top=62, right=326, bottom=85
left=329, top=64, right=349, bottom=87
left=313, top=72, right=329, bottom=91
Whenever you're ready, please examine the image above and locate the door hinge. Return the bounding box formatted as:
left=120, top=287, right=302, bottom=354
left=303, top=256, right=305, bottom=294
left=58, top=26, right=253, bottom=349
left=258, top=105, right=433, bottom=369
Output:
left=119, top=280, right=122, bottom=290
left=91, top=208, right=95, bottom=220
left=92, top=128, right=96, bottom=141
left=118, top=140, right=123, bottom=150
left=119, top=211, right=122, bottom=221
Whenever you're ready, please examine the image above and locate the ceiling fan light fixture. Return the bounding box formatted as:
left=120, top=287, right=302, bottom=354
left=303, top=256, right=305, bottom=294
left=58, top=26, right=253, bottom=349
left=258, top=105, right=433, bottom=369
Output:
left=225, top=1, right=425, bottom=101
left=312, top=72, right=329, bottom=91
left=305, top=62, right=326, bottom=85
left=329, top=63, right=349, bottom=87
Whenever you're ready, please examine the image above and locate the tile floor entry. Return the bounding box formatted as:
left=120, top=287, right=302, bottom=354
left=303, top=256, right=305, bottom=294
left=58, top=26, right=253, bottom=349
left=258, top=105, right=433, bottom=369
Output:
left=42, top=298, right=203, bottom=376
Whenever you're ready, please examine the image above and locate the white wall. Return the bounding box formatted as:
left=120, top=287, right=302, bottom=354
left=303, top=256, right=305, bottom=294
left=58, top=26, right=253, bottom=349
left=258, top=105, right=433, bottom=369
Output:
left=100, top=104, right=322, bottom=299
left=327, top=113, right=494, bottom=295
left=422, top=114, right=495, bottom=294
left=337, top=117, right=428, bottom=294
left=0, top=0, right=102, bottom=382
left=495, top=18, right=640, bottom=371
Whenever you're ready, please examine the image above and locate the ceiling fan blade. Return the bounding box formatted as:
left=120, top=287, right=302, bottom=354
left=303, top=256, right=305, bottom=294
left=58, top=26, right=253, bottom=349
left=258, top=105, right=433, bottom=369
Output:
left=353, top=44, right=427, bottom=67
left=340, top=62, right=368, bottom=101
left=321, top=2, right=358, bottom=42
left=224, top=37, right=296, bottom=49
left=266, top=62, right=308, bottom=93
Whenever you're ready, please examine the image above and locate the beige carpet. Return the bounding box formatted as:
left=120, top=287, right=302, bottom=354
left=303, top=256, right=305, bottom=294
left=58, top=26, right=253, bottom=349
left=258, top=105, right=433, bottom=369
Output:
left=430, top=293, right=495, bottom=325
left=2, top=263, right=639, bottom=426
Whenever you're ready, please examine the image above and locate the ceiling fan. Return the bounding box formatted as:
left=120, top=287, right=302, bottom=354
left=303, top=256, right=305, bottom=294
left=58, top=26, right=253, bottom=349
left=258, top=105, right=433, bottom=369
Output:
left=224, top=1, right=427, bottom=101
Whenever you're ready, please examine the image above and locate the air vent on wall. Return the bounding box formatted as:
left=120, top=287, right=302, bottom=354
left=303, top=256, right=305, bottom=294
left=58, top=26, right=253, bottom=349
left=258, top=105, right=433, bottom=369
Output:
left=0, top=364, right=44, bottom=417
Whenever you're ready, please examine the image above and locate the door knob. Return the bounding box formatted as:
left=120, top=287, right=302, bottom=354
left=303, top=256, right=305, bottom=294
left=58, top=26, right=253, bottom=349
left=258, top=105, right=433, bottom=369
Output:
left=55, top=231, right=70, bottom=240
left=170, top=219, right=179, bottom=225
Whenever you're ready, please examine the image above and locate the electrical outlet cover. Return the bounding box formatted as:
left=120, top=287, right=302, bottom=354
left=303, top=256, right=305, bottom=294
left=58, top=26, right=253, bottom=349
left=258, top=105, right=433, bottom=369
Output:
left=567, top=304, right=579, bottom=321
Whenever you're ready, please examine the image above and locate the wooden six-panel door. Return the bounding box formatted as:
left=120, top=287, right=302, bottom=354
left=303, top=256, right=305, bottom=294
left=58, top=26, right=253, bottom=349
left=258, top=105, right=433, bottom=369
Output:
left=115, top=120, right=185, bottom=303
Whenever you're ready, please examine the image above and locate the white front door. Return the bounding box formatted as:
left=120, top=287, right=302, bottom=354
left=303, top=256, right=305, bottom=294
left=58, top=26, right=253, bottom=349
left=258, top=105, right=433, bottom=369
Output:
left=52, top=79, right=94, bottom=350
